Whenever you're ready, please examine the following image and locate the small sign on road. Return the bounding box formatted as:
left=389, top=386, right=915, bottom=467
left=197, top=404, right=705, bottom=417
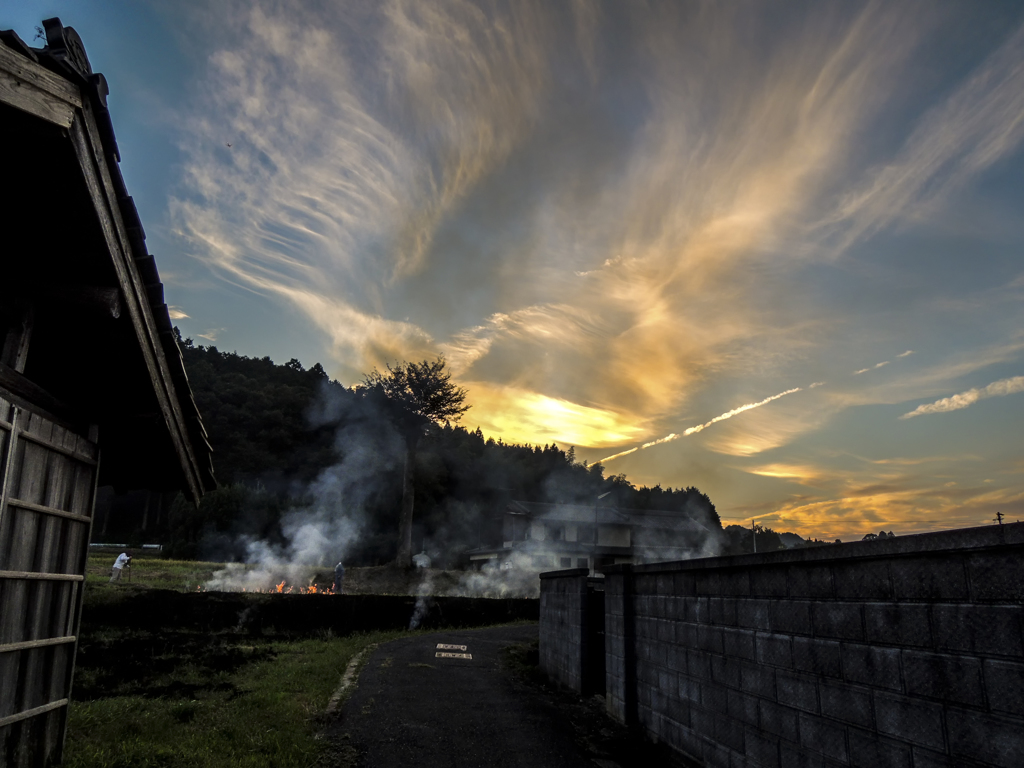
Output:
left=436, top=644, right=468, bottom=651
left=435, top=652, right=473, bottom=659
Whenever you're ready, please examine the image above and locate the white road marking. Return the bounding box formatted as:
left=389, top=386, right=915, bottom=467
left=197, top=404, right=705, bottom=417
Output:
left=436, top=644, right=467, bottom=651
left=435, top=652, right=473, bottom=659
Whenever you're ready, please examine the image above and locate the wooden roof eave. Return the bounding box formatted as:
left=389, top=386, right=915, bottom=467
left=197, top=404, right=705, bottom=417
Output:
left=0, top=25, right=213, bottom=501
left=0, top=34, right=80, bottom=128
left=70, top=95, right=205, bottom=503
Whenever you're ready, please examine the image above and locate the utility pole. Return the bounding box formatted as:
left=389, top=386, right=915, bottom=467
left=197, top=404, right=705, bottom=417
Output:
left=995, top=511, right=1004, bottom=525
left=752, top=519, right=757, bottom=553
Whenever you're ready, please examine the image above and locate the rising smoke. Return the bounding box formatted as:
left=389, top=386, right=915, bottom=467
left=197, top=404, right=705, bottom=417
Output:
left=203, top=380, right=724, bottom=600
left=205, top=384, right=405, bottom=591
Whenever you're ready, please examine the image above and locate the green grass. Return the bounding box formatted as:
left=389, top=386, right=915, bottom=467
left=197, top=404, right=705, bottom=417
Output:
left=64, top=629, right=405, bottom=768
left=86, top=550, right=228, bottom=591
left=85, top=551, right=336, bottom=592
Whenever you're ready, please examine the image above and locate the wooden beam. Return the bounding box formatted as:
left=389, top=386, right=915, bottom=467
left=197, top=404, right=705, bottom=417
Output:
left=0, top=366, right=78, bottom=429
left=0, top=404, right=17, bottom=559
left=68, top=98, right=204, bottom=502
left=0, top=40, right=80, bottom=128
left=0, top=699, right=69, bottom=729
left=0, top=635, right=76, bottom=655
left=8, top=498, right=92, bottom=524
left=0, top=37, right=82, bottom=105
left=0, top=571, right=84, bottom=582
left=0, top=285, right=122, bottom=319
left=16, top=428, right=98, bottom=465
left=1, top=300, right=33, bottom=372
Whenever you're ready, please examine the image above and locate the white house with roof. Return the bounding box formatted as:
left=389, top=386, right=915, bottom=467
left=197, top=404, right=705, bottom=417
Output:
left=465, top=500, right=719, bottom=573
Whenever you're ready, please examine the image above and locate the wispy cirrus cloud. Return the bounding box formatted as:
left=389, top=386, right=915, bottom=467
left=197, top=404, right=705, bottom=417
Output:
left=728, top=455, right=1023, bottom=540
left=854, top=361, right=890, bottom=375
left=901, top=375, right=1024, bottom=419
left=172, top=0, right=558, bottom=378
left=196, top=328, right=225, bottom=343
left=820, top=21, right=1024, bottom=249
left=169, top=0, right=1024, bottom=465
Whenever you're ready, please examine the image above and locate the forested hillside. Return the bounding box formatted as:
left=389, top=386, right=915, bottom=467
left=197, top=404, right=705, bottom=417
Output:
left=161, top=332, right=720, bottom=565
left=176, top=333, right=340, bottom=486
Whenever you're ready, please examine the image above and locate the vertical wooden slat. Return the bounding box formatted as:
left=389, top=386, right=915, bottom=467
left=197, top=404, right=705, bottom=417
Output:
left=0, top=406, right=19, bottom=744
left=0, top=648, right=18, bottom=716
left=17, top=614, right=42, bottom=719
left=57, top=441, right=99, bottom=767
left=3, top=509, right=38, bottom=573
left=13, top=440, right=45, bottom=505
left=0, top=406, right=19, bottom=572
left=0, top=584, right=20, bottom=720
left=62, top=582, right=78, bottom=637
left=46, top=446, right=75, bottom=512
left=38, top=451, right=71, bottom=574
left=67, top=464, right=94, bottom=575
left=0, top=579, right=29, bottom=645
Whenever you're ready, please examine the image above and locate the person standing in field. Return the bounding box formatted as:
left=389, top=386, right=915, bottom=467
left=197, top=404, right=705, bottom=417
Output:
left=109, top=552, right=130, bottom=583
left=334, top=560, right=345, bottom=594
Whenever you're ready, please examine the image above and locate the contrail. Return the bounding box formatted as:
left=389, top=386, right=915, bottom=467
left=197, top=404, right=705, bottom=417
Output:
left=600, top=387, right=803, bottom=463
left=900, top=375, right=1024, bottom=419
left=599, top=447, right=639, bottom=462
left=598, top=346, right=914, bottom=463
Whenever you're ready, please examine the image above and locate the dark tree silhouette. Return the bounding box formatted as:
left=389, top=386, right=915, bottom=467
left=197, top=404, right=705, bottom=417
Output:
left=158, top=333, right=721, bottom=565
left=362, top=357, right=469, bottom=567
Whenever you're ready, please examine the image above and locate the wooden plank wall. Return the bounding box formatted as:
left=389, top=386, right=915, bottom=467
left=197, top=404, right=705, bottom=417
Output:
left=0, top=393, right=98, bottom=768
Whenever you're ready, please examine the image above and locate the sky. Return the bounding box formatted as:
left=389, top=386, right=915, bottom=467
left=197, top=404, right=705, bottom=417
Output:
left=6, top=0, right=1024, bottom=541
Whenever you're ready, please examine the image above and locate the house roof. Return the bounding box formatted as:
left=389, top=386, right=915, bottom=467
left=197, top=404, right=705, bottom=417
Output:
left=0, top=19, right=215, bottom=500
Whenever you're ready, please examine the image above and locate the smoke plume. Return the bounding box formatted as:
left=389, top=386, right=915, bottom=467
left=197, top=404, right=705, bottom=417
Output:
left=205, top=386, right=405, bottom=591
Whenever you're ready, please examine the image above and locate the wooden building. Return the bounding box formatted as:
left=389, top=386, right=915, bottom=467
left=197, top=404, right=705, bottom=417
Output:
left=0, top=19, right=215, bottom=767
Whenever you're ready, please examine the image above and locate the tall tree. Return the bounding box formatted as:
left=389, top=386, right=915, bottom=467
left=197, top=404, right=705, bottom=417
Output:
left=363, top=357, right=469, bottom=567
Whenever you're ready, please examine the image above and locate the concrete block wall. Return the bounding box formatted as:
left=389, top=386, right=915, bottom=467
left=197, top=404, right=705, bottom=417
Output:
left=603, top=523, right=1024, bottom=768
left=539, top=568, right=589, bottom=693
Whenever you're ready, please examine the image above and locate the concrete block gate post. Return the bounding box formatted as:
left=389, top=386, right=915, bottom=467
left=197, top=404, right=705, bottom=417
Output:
left=539, top=568, right=590, bottom=692
left=604, top=564, right=637, bottom=725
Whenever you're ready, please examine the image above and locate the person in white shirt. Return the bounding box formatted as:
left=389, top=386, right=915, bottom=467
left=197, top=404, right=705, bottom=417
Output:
left=110, top=552, right=130, bottom=583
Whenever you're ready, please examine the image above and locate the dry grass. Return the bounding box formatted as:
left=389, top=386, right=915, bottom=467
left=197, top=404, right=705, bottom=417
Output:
left=65, top=628, right=405, bottom=768
left=88, top=550, right=479, bottom=596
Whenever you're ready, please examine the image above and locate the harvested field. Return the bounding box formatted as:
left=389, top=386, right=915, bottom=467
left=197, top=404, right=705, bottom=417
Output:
left=86, top=549, right=533, bottom=597
left=66, top=557, right=539, bottom=767
left=82, top=588, right=538, bottom=635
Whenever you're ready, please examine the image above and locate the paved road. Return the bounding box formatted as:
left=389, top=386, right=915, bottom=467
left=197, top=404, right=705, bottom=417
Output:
left=332, top=624, right=597, bottom=768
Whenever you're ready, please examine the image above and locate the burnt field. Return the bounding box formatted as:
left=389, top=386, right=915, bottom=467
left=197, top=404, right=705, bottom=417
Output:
left=64, top=588, right=538, bottom=767
left=82, top=588, right=538, bottom=635
left=75, top=588, right=537, bottom=700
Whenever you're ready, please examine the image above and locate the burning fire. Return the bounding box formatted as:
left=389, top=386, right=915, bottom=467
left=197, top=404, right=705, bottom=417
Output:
left=195, top=581, right=332, bottom=594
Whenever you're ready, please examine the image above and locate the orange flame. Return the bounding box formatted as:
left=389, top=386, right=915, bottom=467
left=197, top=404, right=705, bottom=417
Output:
left=192, top=581, right=332, bottom=594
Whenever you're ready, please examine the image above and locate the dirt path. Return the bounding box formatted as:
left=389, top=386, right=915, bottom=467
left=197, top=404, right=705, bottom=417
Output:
left=323, top=624, right=596, bottom=768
